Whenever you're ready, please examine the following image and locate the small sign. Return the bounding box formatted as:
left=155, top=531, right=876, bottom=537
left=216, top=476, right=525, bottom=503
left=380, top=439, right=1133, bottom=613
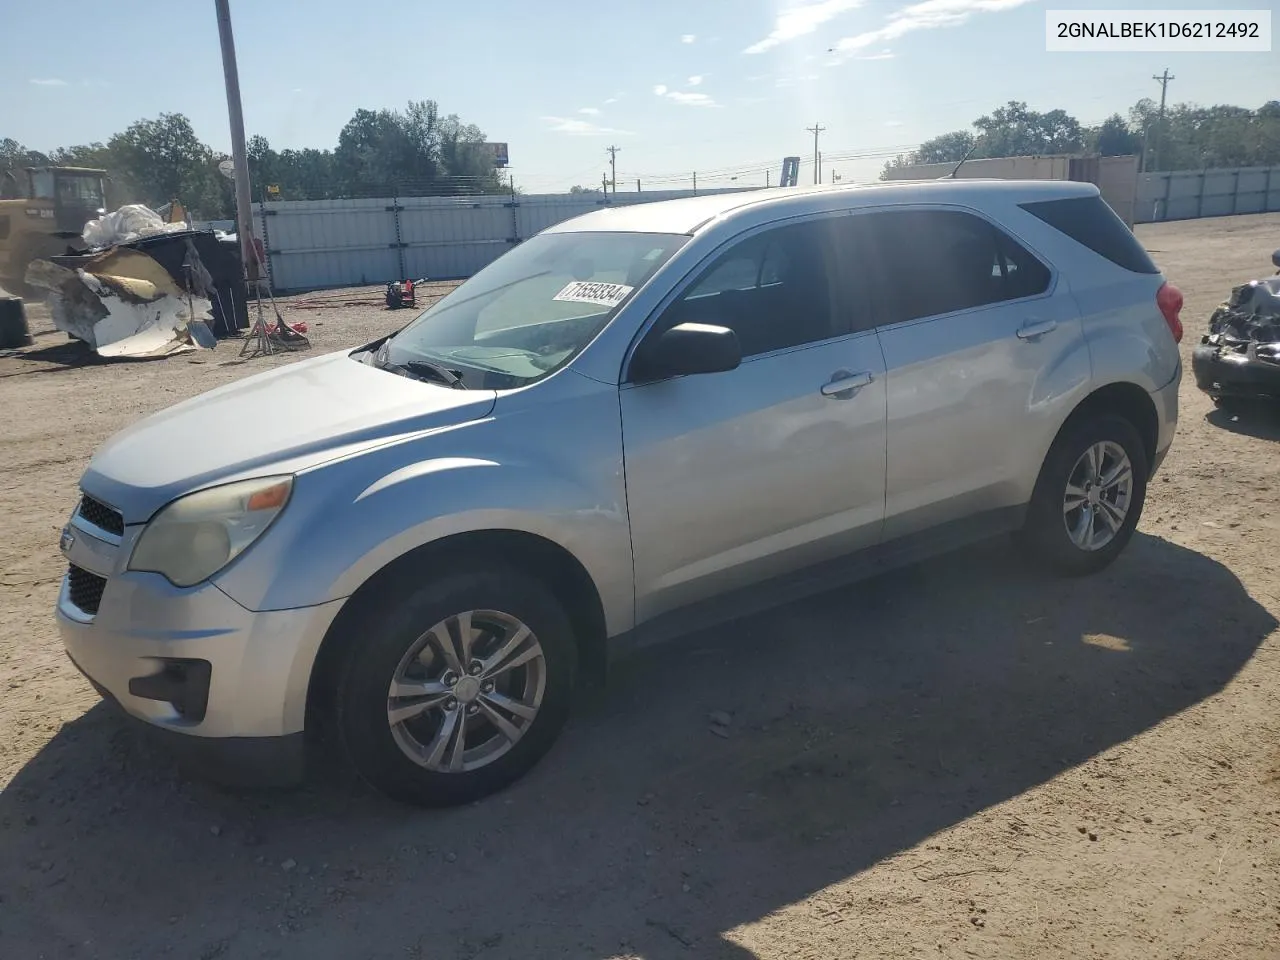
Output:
left=217, top=159, right=236, bottom=180
left=552, top=281, right=633, bottom=308
left=266, top=184, right=281, bottom=197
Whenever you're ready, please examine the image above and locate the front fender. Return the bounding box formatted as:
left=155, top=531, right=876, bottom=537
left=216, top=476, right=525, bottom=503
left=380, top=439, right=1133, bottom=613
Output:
left=213, top=379, right=635, bottom=636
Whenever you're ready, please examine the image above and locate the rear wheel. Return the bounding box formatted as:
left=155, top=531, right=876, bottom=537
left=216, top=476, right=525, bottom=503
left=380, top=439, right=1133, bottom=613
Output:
left=1019, top=414, right=1149, bottom=576
left=335, top=568, right=577, bottom=807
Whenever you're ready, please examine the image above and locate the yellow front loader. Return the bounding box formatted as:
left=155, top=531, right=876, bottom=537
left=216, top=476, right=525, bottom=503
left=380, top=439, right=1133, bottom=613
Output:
left=0, top=165, right=108, bottom=294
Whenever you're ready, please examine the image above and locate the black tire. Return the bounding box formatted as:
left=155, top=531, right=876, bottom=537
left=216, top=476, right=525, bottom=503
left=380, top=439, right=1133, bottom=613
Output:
left=335, top=567, right=577, bottom=808
left=1018, top=413, right=1149, bottom=577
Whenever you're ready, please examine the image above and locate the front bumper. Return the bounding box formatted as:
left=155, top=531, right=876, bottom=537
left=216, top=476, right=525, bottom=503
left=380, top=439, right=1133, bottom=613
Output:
left=1192, top=342, right=1280, bottom=401
left=56, top=565, right=345, bottom=785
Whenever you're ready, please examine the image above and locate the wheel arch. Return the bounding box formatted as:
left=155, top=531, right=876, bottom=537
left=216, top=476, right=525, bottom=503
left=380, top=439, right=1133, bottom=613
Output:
left=305, top=528, right=610, bottom=733
left=1057, top=380, right=1159, bottom=467
left=1029, top=379, right=1158, bottom=510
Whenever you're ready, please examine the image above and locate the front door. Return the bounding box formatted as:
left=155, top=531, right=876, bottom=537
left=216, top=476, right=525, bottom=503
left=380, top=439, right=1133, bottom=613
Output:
left=620, top=215, right=888, bottom=624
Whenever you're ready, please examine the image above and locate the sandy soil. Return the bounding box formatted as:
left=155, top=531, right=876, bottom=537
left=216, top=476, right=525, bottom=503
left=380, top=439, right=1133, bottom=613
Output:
left=1, top=217, right=1278, bottom=960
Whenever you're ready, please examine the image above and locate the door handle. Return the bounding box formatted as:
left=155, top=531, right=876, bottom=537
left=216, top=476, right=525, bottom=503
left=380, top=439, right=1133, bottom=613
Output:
left=821, top=370, right=874, bottom=398
left=1016, top=319, right=1057, bottom=340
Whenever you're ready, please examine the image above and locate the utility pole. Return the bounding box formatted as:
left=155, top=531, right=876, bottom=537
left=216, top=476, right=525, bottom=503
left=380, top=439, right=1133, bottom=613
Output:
left=1149, top=68, right=1175, bottom=173
left=214, top=0, right=257, bottom=282
left=805, top=123, right=826, bottom=185
left=606, top=145, right=621, bottom=195
left=602, top=172, right=609, bottom=194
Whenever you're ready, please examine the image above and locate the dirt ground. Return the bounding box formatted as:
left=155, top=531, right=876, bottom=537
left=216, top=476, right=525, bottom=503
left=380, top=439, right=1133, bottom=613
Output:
left=2, top=215, right=1279, bottom=960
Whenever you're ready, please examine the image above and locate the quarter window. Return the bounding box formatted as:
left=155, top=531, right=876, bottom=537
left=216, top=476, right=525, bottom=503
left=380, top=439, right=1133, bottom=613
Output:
left=860, top=210, right=1051, bottom=325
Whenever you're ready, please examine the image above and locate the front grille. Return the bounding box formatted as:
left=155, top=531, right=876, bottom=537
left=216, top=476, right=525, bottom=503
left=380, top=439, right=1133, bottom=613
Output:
left=67, top=564, right=107, bottom=616
left=78, top=494, right=124, bottom=536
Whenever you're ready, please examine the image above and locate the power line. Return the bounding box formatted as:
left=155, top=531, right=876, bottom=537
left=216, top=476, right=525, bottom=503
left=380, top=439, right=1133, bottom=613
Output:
left=606, top=145, right=621, bottom=195
left=805, top=123, right=826, bottom=185
left=1147, top=68, right=1175, bottom=172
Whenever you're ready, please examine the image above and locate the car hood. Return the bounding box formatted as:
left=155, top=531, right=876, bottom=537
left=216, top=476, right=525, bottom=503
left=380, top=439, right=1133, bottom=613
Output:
left=81, top=350, right=497, bottom=523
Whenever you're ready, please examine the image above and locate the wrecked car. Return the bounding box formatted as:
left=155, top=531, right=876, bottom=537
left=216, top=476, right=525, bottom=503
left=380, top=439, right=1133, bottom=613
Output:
left=1192, top=249, right=1280, bottom=407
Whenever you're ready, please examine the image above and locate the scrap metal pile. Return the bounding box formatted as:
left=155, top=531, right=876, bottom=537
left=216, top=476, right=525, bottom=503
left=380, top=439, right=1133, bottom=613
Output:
left=23, top=203, right=306, bottom=360
left=26, top=241, right=218, bottom=359
left=1192, top=252, right=1280, bottom=405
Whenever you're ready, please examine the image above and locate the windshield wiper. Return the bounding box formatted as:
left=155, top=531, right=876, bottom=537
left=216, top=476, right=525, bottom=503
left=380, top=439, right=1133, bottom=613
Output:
left=404, top=359, right=465, bottom=389
left=367, top=341, right=464, bottom=388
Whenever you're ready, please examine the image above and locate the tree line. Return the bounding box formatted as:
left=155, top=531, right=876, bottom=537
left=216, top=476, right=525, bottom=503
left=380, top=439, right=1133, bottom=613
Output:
left=1, top=99, right=504, bottom=219
left=883, top=98, right=1280, bottom=176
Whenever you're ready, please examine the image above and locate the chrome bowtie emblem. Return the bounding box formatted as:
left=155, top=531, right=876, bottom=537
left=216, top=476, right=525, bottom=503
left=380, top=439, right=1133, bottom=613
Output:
left=60, top=527, right=75, bottom=553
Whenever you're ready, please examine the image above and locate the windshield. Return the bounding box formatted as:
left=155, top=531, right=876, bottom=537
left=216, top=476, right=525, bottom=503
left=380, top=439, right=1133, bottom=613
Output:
left=55, top=173, right=106, bottom=207
left=381, top=231, right=687, bottom=389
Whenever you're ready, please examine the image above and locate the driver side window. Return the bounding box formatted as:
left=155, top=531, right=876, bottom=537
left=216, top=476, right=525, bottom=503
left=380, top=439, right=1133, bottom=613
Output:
left=655, top=220, right=840, bottom=359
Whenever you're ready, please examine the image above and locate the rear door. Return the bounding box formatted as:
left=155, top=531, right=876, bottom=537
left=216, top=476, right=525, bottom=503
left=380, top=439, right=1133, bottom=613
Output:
left=620, top=215, right=888, bottom=623
left=858, top=207, right=1088, bottom=540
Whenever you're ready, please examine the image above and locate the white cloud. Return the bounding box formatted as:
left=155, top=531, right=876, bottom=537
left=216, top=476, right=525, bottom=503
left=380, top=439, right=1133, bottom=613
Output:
left=687, top=75, right=704, bottom=86
left=542, top=116, right=634, bottom=136
left=681, top=33, right=697, bottom=43
left=604, top=97, right=619, bottom=104
left=855, top=48, right=896, bottom=59
left=885, top=119, right=905, bottom=126
left=832, top=0, right=1033, bottom=58
left=578, top=107, right=601, bottom=115
left=292, top=87, right=305, bottom=93
left=745, top=0, right=865, bottom=54
left=653, top=83, right=718, bottom=107
left=664, top=90, right=718, bottom=107
left=30, top=78, right=68, bottom=86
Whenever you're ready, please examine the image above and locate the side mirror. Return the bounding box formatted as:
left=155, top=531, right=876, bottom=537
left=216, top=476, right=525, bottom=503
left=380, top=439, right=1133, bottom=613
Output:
left=632, top=322, right=741, bottom=382
left=1272, top=249, right=1280, bottom=270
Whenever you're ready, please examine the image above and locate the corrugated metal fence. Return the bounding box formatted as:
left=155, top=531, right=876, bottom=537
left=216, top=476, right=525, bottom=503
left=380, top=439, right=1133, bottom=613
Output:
left=247, top=167, right=1280, bottom=291
left=1135, top=165, right=1280, bottom=223
left=255, top=188, right=751, bottom=293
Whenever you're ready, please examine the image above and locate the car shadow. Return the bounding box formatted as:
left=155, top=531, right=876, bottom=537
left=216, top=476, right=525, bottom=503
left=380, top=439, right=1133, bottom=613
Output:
left=1206, top=402, right=1280, bottom=441
left=1, top=533, right=1273, bottom=959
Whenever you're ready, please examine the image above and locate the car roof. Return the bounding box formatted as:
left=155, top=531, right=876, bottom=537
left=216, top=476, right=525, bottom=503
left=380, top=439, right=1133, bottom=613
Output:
left=542, top=178, right=1100, bottom=236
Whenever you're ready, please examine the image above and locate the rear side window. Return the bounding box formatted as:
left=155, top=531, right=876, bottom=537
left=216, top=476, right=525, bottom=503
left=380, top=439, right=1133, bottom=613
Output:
left=1019, top=195, right=1159, bottom=275
left=857, top=209, right=1051, bottom=325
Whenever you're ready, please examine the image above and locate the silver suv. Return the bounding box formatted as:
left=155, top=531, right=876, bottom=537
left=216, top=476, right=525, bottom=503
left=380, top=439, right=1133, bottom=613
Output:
left=56, top=180, right=1183, bottom=807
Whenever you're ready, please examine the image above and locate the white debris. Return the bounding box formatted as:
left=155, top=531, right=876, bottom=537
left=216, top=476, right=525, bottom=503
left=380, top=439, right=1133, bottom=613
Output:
left=24, top=248, right=213, bottom=359
left=81, top=204, right=189, bottom=251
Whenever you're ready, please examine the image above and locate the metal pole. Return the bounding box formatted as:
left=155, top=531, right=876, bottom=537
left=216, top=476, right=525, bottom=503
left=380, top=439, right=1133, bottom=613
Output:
left=214, top=0, right=257, bottom=282
left=692, top=171, right=697, bottom=195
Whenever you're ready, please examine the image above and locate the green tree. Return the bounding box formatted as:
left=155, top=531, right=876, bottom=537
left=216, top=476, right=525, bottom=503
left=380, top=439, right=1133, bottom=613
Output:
left=915, top=131, right=976, bottom=164
left=1087, top=114, right=1143, bottom=157
left=973, top=101, right=1083, bottom=157
left=107, top=113, right=231, bottom=217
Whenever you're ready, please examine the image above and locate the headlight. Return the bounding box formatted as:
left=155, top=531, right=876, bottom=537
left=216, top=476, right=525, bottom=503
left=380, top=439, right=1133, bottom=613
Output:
left=129, top=476, right=293, bottom=587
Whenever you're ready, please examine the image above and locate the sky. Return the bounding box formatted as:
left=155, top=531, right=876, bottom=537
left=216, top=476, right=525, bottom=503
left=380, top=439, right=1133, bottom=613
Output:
left=4, top=0, right=1276, bottom=192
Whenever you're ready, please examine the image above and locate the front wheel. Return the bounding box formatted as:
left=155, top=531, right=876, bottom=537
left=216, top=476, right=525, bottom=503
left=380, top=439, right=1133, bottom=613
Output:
left=1018, top=414, right=1149, bottom=576
left=335, top=568, right=577, bottom=807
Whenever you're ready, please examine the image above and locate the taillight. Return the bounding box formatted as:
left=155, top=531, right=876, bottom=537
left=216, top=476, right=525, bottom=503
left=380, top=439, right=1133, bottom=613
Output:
left=1157, top=281, right=1183, bottom=343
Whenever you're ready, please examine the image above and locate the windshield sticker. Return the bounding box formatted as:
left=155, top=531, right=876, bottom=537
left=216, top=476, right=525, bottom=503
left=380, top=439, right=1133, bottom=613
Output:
left=552, top=281, right=634, bottom=308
